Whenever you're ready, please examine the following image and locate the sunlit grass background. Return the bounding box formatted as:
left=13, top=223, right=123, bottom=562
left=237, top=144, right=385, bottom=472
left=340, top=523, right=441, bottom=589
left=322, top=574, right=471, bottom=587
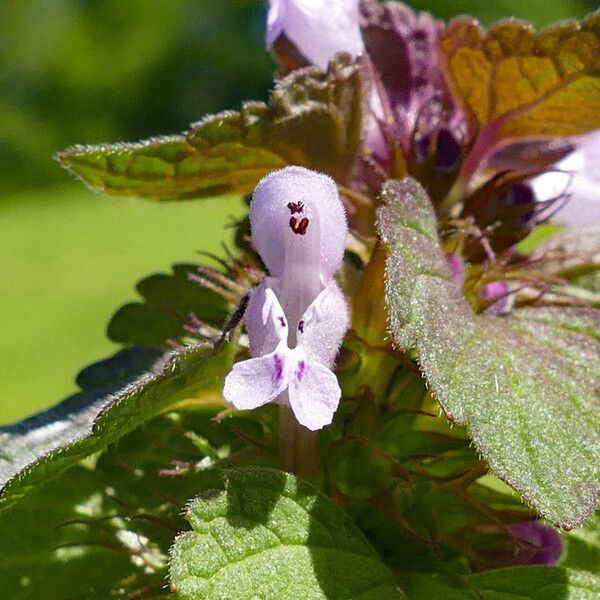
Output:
left=1, top=0, right=597, bottom=423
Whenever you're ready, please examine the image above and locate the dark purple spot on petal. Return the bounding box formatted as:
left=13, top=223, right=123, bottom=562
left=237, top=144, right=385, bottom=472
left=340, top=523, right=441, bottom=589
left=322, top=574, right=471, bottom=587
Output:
left=289, top=216, right=310, bottom=235
left=298, top=320, right=304, bottom=334
left=273, top=354, right=283, bottom=384
left=287, top=201, right=305, bottom=214
left=296, top=360, right=306, bottom=382
left=278, top=316, right=286, bottom=328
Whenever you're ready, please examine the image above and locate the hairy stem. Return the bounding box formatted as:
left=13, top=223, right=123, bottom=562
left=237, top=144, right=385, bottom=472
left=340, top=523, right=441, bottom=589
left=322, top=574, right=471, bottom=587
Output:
left=278, top=406, right=319, bottom=477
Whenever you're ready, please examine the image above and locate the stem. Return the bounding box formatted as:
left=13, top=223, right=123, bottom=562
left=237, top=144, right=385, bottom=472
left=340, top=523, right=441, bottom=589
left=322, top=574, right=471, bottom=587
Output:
left=278, top=406, right=319, bottom=477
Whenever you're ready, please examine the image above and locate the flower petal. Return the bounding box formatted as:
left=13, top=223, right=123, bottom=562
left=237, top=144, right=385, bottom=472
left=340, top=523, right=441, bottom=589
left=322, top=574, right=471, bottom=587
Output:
left=297, top=280, right=349, bottom=366
left=223, top=348, right=289, bottom=410
left=245, top=277, right=289, bottom=357
left=266, top=0, right=286, bottom=48
left=533, top=129, right=600, bottom=226
left=251, top=166, right=347, bottom=283
left=288, top=357, right=341, bottom=430
left=509, top=521, right=564, bottom=566
left=266, top=0, right=364, bottom=71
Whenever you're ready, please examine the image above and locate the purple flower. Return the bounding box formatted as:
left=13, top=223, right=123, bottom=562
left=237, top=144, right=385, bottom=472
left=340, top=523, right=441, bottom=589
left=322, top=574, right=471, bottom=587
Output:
left=266, top=0, right=364, bottom=71
left=446, top=253, right=465, bottom=287
left=508, top=522, right=564, bottom=566
left=360, top=1, right=466, bottom=167
left=481, top=281, right=513, bottom=316
left=479, top=521, right=564, bottom=569
left=223, top=166, right=349, bottom=430
left=532, top=129, right=600, bottom=227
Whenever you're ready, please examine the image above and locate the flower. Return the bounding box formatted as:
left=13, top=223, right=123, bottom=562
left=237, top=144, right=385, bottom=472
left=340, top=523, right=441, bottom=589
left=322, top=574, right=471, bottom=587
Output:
left=223, top=166, right=349, bottom=430
left=508, top=521, right=564, bottom=566
left=482, top=521, right=564, bottom=568
left=532, top=129, right=600, bottom=226
left=266, top=0, right=364, bottom=71
left=481, top=281, right=513, bottom=316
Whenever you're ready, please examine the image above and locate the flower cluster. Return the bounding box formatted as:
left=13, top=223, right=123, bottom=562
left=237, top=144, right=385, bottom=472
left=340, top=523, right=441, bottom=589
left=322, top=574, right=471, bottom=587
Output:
left=213, top=4, right=600, bottom=569
left=46, top=0, right=600, bottom=585
left=267, top=0, right=600, bottom=228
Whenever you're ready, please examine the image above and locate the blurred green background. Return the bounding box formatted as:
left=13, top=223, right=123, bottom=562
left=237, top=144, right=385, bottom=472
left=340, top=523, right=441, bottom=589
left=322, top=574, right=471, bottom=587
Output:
left=1, top=0, right=597, bottom=423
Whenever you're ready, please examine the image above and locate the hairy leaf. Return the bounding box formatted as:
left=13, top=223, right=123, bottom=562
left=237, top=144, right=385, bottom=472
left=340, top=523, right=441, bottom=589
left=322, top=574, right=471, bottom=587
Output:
left=169, top=468, right=404, bottom=600
left=107, top=263, right=229, bottom=348
left=377, top=177, right=600, bottom=528
left=0, top=466, right=139, bottom=600
left=59, top=56, right=364, bottom=200
left=441, top=14, right=600, bottom=143
left=0, top=342, right=232, bottom=511
left=399, top=567, right=600, bottom=599
left=0, top=408, right=247, bottom=600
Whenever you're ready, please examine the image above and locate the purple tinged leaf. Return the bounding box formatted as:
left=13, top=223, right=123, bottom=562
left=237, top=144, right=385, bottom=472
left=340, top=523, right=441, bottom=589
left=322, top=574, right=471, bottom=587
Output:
left=360, top=0, right=467, bottom=159
left=360, top=1, right=441, bottom=117
left=440, top=14, right=600, bottom=192
left=266, top=0, right=364, bottom=71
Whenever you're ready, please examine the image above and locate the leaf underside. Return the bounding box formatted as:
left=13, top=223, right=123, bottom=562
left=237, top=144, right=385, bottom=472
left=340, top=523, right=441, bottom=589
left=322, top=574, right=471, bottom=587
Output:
left=170, top=468, right=404, bottom=600
left=0, top=342, right=232, bottom=512
left=0, top=408, right=240, bottom=600
left=441, top=13, right=600, bottom=141
left=107, top=263, right=229, bottom=348
left=377, top=177, right=600, bottom=528
left=58, top=55, right=364, bottom=201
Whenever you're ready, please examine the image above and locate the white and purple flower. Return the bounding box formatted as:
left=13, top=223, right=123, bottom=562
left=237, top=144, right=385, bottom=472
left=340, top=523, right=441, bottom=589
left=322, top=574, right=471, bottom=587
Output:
left=223, top=166, right=349, bottom=430
left=266, top=0, right=364, bottom=71
left=533, top=129, right=600, bottom=227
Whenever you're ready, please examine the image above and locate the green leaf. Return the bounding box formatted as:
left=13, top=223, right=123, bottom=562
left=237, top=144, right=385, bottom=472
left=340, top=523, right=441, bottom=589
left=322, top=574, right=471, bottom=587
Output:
left=377, top=177, right=600, bottom=528
left=562, top=514, right=600, bottom=575
left=441, top=14, right=600, bottom=142
left=0, top=341, right=233, bottom=512
left=0, top=465, right=140, bottom=600
left=399, top=567, right=600, bottom=599
left=59, top=55, right=364, bottom=200
left=515, top=224, right=562, bottom=255
left=534, top=226, right=600, bottom=296
left=107, top=263, right=229, bottom=347
left=0, top=407, right=246, bottom=600
left=169, top=467, right=404, bottom=600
